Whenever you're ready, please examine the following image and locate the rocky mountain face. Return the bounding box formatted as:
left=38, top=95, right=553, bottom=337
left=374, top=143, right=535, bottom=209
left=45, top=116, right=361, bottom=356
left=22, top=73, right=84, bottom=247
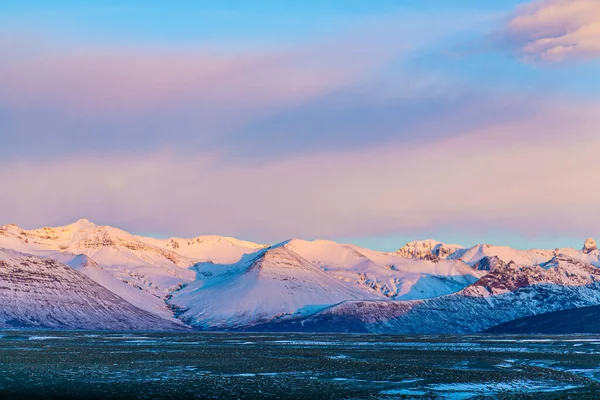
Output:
left=486, top=304, right=600, bottom=334
left=0, top=219, right=185, bottom=264
left=469, top=255, right=600, bottom=295
left=0, top=222, right=487, bottom=330
left=395, top=239, right=600, bottom=268
left=170, top=243, right=383, bottom=329
left=0, top=219, right=198, bottom=318
left=395, top=240, right=463, bottom=261
left=472, top=256, right=505, bottom=271
left=250, top=255, right=600, bottom=333
left=0, top=249, right=183, bottom=330
left=0, top=219, right=598, bottom=333
left=583, top=238, right=597, bottom=254
left=285, top=239, right=483, bottom=301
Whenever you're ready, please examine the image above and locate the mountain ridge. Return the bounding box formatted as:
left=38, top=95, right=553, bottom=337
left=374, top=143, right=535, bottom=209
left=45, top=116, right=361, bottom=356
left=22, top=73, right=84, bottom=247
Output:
left=0, top=218, right=599, bottom=332
left=0, top=248, right=185, bottom=330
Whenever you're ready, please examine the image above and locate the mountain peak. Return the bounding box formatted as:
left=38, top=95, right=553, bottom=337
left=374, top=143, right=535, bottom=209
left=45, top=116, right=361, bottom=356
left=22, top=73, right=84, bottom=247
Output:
left=67, top=218, right=98, bottom=230
left=396, top=239, right=463, bottom=260
left=583, top=238, right=597, bottom=254
left=472, top=255, right=505, bottom=271
left=541, top=254, right=593, bottom=269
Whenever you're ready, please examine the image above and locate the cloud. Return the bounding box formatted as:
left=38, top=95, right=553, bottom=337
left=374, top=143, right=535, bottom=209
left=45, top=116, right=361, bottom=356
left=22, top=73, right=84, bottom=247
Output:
left=0, top=40, right=390, bottom=114
left=0, top=36, right=544, bottom=164
left=0, top=32, right=407, bottom=161
left=1, top=100, right=599, bottom=243
left=223, top=88, right=541, bottom=159
left=504, top=0, right=600, bottom=62
left=3, top=8, right=598, bottom=245
left=0, top=12, right=518, bottom=163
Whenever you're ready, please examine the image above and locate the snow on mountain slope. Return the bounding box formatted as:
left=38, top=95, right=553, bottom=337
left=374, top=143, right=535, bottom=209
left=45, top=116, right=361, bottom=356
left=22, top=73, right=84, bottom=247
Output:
left=0, top=218, right=197, bottom=271
left=252, top=255, right=600, bottom=334
left=168, top=242, right=383, bottom=329
left=169, top=239, right=485, bottom=330
left=286, top=239, right=376, bottom=270
left=396, top=238, right=600, bottom=268
left=0, top=249, right=184, bottom=330
left=141, top=235, right=266, bottom=264
left=466, top=255, right=600, bottom=296
left=2, top=219, right=599, bottom=333
left=449, top=244, right=556, bottom=266
left=396, top=240, right=556, bottom=265
left=395, top=240, right=464, bottom=260
left=452, top=243, right=600, bottom=268
left=286, top=239, right=484, bottom=300
left=0, top=220, right=197, bottom=317
left=554, top=247, right=600, bottom=267
left=62, top=253, right=174, bottom=318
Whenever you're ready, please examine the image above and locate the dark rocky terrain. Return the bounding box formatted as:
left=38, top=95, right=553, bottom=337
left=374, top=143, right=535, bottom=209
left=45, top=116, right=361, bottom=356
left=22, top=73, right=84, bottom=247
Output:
left=487, top=305, right=600, bottom=334
left=1, top=332, right=599, bottom=399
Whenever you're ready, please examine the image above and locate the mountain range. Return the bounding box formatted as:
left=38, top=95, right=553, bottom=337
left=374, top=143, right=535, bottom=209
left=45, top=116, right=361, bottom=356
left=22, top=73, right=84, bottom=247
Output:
left=0, top=219, right=598, bottom=333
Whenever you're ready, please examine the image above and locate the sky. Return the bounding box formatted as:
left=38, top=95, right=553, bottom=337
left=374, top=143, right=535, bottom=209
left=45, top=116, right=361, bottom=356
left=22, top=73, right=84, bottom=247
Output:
left=1, top=0, right=599, bottom=250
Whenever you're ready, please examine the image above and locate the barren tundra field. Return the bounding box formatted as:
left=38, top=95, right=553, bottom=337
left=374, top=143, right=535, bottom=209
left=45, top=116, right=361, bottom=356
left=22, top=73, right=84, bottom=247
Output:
left=2, top=332, right=600, bottom=399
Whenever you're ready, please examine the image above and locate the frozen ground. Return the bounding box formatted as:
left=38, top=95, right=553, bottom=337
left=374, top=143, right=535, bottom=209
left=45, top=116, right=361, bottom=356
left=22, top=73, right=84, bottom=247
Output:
left=0, top=332, right=599, bottom=399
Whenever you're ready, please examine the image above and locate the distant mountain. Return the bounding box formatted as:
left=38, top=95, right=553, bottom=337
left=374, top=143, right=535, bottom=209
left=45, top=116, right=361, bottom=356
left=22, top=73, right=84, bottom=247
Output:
left=0, top=219, right=197, bottom=317
left=0, top=220, right=487, bottom=329
left=1, top=219, right=599, bottom=333
left=141, top=235, right=266, bottom=264
left=170, top=239, right=484, bottom=329
left=285, top=239, right=483, bottom=300
left=0, top=220, right=267, bottom=318
left=486, top=305, right=600, bottom=334
left=0, top=249, right=183, bottom=330
left=395, top=238, right=600, bottom=267
left=170, top=242, right=382, bottom=329
left=448, top=244, right=556, bottom=266
left=250, top=255, right=600, bottom=333
left=395, top=239, right=464, bottom=261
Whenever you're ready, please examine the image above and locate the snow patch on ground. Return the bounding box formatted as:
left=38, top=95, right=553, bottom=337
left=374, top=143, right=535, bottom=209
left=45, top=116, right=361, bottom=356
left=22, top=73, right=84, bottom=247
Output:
left=381, top=380, right=581, bottom=398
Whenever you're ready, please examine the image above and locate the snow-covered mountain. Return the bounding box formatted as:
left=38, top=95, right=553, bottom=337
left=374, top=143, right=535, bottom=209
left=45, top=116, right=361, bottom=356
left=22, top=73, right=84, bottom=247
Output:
left=0, top=220, right=488, bottom=329
left=0, top=220, right=268, bottom=318
left=0, top=219, right=197, bottom=317
left=395, top=239, right=600, bottom=267
left=286, top=239, right=483, bottom=300
left=169, top=242, right=383, bottom=329
left=251, top=255, right=600, bottom=333
left=0, top=218, right=598, bottom=333
left=141, top=235, right=266, bottom=264
left=169, top=239, right=484, bottom=329
left=0, top=249, right=183, bottom=330
left=395, top=239, right=464, bottom=260
left=448, top=244, right=556, bottom=266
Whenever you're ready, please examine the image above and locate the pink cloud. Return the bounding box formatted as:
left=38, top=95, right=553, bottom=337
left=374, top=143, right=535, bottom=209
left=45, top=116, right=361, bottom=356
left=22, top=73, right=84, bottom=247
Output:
left=2, top=100, right=599, bottom=242
left=505, top=0, right=600, bottom=62
left=0, top=32, right=406, bottom=156
left=0, top=34, right=398, bottom=116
